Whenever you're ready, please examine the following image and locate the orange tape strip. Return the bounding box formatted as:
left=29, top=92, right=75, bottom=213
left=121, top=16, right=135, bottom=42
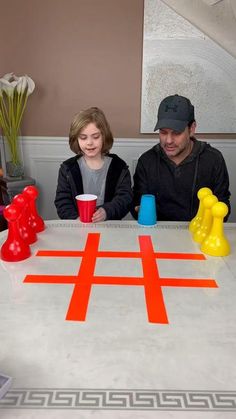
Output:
left=160, top=278, right=218, bottom=288
left=36, top=250, right=205, bottom=260
left=139, top=236, right=169, bottom=323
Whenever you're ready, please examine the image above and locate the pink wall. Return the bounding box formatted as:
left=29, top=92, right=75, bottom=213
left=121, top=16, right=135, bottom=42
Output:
left=1, top=0, right=234, bottom=139
left=0, top=0, right=144, bottom=137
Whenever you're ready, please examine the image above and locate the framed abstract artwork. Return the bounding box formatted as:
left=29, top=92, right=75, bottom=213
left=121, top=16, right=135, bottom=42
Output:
left=141, top=0, right=236, bottom=133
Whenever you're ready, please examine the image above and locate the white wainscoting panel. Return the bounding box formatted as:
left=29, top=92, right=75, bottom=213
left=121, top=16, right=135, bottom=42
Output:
left=3, top=137, right=235, bottom=222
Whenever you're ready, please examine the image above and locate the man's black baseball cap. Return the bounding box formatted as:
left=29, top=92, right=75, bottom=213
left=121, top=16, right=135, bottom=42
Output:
left=154, top=94, right=195, bottom=132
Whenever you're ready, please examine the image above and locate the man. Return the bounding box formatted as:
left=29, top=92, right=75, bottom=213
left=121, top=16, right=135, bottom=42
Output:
left=132, top=94, right=231, bottom=221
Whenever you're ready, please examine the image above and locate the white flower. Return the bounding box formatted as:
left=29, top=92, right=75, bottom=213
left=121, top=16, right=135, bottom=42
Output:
left=16, top=75, right=35, bottom=96
left=0, top=76, right=18, bottom=96
left=24, top=75, right=35, bottom=95
left=16, top=76, right=28, bottom=94
left=0, top=72, right=35, bottom=165
left=2, top=72, right=16, bottom=81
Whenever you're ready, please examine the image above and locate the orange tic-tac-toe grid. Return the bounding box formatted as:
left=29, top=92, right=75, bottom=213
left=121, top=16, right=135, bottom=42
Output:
left=24, top=233, right=218, bottom=324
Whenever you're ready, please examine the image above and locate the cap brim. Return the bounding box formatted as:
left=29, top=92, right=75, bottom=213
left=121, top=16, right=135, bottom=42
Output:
left=154, top=119, right=188, bottom=133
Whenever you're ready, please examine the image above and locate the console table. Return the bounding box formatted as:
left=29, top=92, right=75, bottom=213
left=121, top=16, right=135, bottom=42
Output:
left=0, top=176, right=36, bottom=231
left=0, top=176, right=35, bottom=206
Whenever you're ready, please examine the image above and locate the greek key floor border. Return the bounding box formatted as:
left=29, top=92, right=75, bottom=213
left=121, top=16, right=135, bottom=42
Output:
left=45, top=221, right=236, bottom=231
left=0, top=389, right=236, bottom=411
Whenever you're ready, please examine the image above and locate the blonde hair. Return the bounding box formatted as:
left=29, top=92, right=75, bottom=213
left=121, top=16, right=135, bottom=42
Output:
left=69, top=107, right=114, bottom=155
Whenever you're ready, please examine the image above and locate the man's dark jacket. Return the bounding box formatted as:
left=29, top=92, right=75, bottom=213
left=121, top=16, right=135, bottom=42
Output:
left=132, top=139, right=231, bottom=221
left=55, top=153, right=132, bottom=220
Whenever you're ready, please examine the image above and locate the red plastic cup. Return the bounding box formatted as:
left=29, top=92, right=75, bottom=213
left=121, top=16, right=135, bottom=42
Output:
left=76, top=194, right=97, bottom=223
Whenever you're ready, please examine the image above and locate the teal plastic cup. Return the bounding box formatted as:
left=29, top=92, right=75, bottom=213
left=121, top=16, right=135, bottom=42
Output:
left=138, top=194, right=157, bottom=226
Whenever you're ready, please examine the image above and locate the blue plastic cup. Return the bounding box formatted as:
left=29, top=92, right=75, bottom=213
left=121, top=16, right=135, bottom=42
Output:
left=138, top=194, right=157, bottom=226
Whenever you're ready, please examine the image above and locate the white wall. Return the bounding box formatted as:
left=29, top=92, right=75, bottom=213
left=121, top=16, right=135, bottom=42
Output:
left=11, top=137, right=236, bottom=222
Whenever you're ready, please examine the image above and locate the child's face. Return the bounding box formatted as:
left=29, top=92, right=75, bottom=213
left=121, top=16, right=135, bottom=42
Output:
left=78, top=122, right=103, bottom=159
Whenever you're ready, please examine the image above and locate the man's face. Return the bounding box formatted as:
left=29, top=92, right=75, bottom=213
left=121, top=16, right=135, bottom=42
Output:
left=159, top=123, right=196, bottom=163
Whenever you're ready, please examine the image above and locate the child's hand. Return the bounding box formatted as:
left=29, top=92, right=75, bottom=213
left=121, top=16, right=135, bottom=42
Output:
left=92, top=207, right=107, bottom=223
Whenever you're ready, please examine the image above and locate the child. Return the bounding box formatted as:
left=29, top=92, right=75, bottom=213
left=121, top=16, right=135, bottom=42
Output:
left=55, top=107, right=133, bottom=222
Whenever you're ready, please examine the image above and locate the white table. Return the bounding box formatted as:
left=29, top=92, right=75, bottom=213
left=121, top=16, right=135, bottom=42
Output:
left=0, top=220, right=236, bottom=418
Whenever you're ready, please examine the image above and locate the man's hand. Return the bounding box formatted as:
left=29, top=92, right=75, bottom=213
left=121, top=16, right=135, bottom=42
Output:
left=135, top=206, right=140, bottom=213
left=92, top=207, right=107, bottom=223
